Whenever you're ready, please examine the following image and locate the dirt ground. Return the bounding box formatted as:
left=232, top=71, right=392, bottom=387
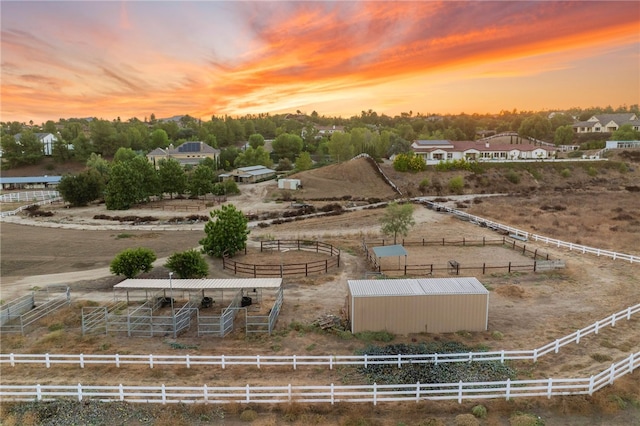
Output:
left=1, top=162, right=639, bottom=424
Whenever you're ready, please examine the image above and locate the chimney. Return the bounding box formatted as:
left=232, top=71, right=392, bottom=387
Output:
left=485, top=142, right=490, bottom=148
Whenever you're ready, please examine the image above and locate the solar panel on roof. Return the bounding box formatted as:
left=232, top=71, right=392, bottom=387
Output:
left=178, top=142, right=200, bottom=153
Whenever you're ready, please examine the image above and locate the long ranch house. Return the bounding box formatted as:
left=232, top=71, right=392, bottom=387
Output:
left=411, top=140, right=554, bottom=165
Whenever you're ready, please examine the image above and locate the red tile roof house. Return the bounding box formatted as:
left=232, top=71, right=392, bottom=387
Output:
left=410, top=140, right=555, bottom=165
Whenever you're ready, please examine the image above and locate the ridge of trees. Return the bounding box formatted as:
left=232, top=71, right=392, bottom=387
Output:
left=2, top=105, right=639, bottom=171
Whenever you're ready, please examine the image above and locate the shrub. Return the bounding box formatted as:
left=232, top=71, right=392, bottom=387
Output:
left=110, top=247, right=157, bottom=278
left=506, top=170, right=520, bottom=184
left=454, top=413, right=480, bottom=426
left=418, top=178, right=430, bottom=192
left=239, top=409, right=258, bottom=422
left=448, top=176, right=464, bottom=194
left=471, top=405, right=487, bottom=419
left=560, top=168, right=571, bottom=178
left=587, top=166, right=598, bottom=177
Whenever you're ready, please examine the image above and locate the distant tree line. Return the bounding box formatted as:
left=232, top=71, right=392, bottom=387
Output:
left=2, top=105, right=639, bottom=170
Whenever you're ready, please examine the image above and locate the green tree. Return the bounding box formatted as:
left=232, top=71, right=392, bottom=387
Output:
left=188, top=163, right=215, bottom=197
left=272, top=133, right=303, bottom=161
left=380, top=202, right=415, bottom=244
left=110, top=247, right=157, bottom=278
left=57, top=169, right=104, bottom=207
left=165, top=249, right=209, bottom=278
left=248, top=133, right=265, bottom=149
left=113, top=147, right=137, bottom=163
left=219, top=147, right=240, bottom=170
left=90, top=119, right=119, bottom=156
left=104, top=160, right=142, bottom=210
left=149, top=128, right=170, bottom=149
left=158, top=158, right=186, bottom=198
left=554, top=125, right=575, bottom=145
left=0, top=130, right=44, bottom=167
left=518, top=115, right=551, bottom=141
left=611, top=124, right=640, bottom=141
left=86, top=153, right=111, bottom=182
left=327, top=132, right=353, bottom=162
left=448, top=176, right=465, bottom=194
left=295, top=151, right=313, bottom=171
left=200, top=204, right=249, bottom=257
left=234, top=146, right=273, bottom=168
left=43, top=120, right=57, bottom=133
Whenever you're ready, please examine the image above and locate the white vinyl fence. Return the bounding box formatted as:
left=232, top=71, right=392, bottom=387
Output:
left=419, top=200, right=640, bottom=263
left=0, top=194, right=62, bottom=217
left=0, top=190, right=60, bottom=203
left=3, top=304, right=637, bottom=370
left=0, top=352, right=637, bottom=405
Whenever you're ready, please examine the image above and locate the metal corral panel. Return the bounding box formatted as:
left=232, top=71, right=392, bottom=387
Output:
left=348, top=278, right=488, bottom=334
left=115, top=278, right=282, bottom=290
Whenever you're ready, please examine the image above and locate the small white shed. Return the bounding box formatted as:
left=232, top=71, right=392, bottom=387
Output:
left=278, top=178, right=301, bottom=190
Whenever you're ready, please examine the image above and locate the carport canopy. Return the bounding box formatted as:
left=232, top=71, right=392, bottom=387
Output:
left=114, top=278, right=282, bottom=290
left=372, top=244, right=407, bottom=269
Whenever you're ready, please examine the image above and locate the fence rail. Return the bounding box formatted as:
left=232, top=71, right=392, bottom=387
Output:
left=0, top=287, right=71, bottom=335
left=0, top=190, right=60, bottom=203
left=0, top=352, right=637, bottom=405
left=420, top=200, right=639, bottom=263
left=0, top=196, right=63, bottom=218
left=5, top=304, right=637, bottom=370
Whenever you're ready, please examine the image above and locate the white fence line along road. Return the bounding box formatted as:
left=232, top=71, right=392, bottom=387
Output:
left=3, top=304, right=637, bottom=370
left=0, top=196, right=62, bottom=217
left=0, top=352, right=637, bottom=405
left=419, top=200, right=640, bottom=263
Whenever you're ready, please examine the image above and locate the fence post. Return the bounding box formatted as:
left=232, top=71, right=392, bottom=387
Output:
left=505, top=379, right=511, bottom=400
left=609, top=363, right=615, bottom=385
left=162, top=384, right=166, bottom=404
left=36, top=384, right=42, bottom=401
left=629, top=353, right=634, bottom=374
left=293, top=354, right=297, bottom=370
left=77, top=383, right=83, bottom=402
left=547, top=378, right=553, bottom=398
left=46, top=353, right=50, bottom=368
left=508, top=262, right=511, bottom=273
left=149, top=354, right=154, bottom=369
left=364, top=354, right=368, bottom=368
left=10, top=353, right=15, bottom=367
left=458, top=381, right=463, bottom=404
left=554, top=339, right=560, bottom=353
left=329, top=356, right=333, bottom=370
left=119, top=384, right=124, bottom=401
left=221, top=355, right=225, bottom=369
left=257, top=355, right=261, bottom=369
left=483, top=263, right=486, bottom=275
left=576, top=329, right=581, bottom=344
left=116, top=354, right=120, bottom=368
left=533, top=349, right=538, bottom=363
left=203, top=384, right=208, bottom=403
left=331, top=383, right=335, bottom=405
left=186, top=354, right=191, bottom=369
left=246, top=384, right=250, bottom=403
left=80, top=353, right=84, bottom=369
left=373, top=382, right=377, bottom=406
left=588, top=376, right=594, bottom=395
left=288, top=383, right=292, bottom=402
left=325, top=260, right=328, bottom=273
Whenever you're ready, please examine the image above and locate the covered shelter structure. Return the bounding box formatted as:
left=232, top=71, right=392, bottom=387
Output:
left=347, top=277, right=489, bottom=335
left=82, top=279, right=283, bottom=338
left=370, top=244, right=407, bottom=271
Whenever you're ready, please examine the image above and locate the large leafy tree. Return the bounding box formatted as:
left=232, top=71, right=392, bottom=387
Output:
left=110, top=247, right=157, bottom=278
left=611, top=124, right=640, bottom=141
left=380, top=202, right=415, bottom=244
left=248, top=133, right=265, bottom=149
left=165, top=249, right=209, bottom=278
left=200, top=204, right=249, bottom=257
left=518, top=115, right=551, bottom=141
left=58, top=169, right=104, bottom=207
left=272, top=133, right=303, bottom=161
left=0, top=131, right=43, bottom=167
left=554, top=125, right=574, bottom=146
left=90, top=119, right=119, bottom=156
left=234, top=146, right=272, bottom=168
left=104, top=155, right=158, bottom=210
left=158, top=158, right=186, bottom=198
left=188, top=163, right=215, bottom=197
left=295, top=151, right=313, bottom=171
left=327, top=132, right=353, bottom=163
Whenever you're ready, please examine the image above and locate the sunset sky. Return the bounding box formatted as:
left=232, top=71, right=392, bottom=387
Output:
left=1, top=1, right=639, bottom=124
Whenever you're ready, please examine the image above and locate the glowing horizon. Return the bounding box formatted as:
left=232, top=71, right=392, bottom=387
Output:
left=1, top=1, right=638, bottom=124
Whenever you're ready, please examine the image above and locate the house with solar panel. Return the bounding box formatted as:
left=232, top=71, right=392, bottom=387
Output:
left=146, top=141, right=220, bottom=169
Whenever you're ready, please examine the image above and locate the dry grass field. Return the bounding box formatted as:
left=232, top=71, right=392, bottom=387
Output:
left=1, top=154, right=639, bottom=425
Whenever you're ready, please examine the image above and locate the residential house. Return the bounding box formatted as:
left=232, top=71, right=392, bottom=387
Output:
left=14, top=132, right=58, bottom=156
left=302, top=124, right=345, bottom=139
left=411, top=140, right=554, bottom=164
left=146, top=141, right=219, bottom=169
left=219, top=165, right=276, bottom=184
left=572, top=113, right=640, bottom=134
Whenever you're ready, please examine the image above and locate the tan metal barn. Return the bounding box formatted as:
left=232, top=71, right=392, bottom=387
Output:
left=347, top=277, right=489, bottom=335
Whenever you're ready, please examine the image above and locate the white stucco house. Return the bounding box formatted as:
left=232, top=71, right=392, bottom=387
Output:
left=410, top=140, right=554, bottom=164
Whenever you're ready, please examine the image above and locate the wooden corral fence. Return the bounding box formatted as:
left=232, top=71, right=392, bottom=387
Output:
left=222, top=240, right=340, bottom=278
left=0, top=351, right=637, bottom=405
left=362, top=238, right=558, bottom=276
